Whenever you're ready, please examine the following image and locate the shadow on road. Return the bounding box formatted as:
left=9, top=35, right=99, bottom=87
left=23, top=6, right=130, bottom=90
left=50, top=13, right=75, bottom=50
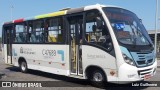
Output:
left=5, top=66, right=150, bottom=90
left=0, top=73, right=5, bottom=79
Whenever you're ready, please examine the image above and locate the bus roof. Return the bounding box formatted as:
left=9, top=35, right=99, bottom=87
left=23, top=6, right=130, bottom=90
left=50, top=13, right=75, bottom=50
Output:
left=3, top=4, right=124, bottom=25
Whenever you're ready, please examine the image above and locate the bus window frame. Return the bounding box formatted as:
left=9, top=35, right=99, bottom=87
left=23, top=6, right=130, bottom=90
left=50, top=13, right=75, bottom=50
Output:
left=2, top=26, right=4, bottom=44
left=13, top=22, right=28, bottom=44
left=44, top=16, right=65, bottom=44
left=3, top=24, right=14, bottom=44
left=38, top=16, right=66, bottom=45
left=11, top=16, right=66, bottom=44
left=83, top=9, right=115, bottom=56
left=27, top=19, right=45, bottom=44
left=64, top=12, right=85, bottom=45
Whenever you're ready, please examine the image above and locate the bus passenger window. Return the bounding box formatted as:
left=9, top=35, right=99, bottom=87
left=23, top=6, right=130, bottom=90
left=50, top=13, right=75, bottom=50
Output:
left=29, top=20, right=44, bottom=43
left=15, top=24, right=27, bottom=43
left=85, top=11, right=113, bottom=52
left=85, top=12, right=103, bottom=43
left=46, top=17, right=63, bottom=43
left=48, top=31, right=57, bottom=42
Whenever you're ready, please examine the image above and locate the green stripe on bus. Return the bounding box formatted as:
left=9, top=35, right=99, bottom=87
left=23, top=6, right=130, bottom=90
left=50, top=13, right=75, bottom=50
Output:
left=35, top=11, right=65, bottom=19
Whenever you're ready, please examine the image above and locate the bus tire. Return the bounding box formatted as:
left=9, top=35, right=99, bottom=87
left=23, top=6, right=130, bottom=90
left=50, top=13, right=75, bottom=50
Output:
left=20, top=61, right=28, bottom=73
left=90, top=69, right=106, bottom=87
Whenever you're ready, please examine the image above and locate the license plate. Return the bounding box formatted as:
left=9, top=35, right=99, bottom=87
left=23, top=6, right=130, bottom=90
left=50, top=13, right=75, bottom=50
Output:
left=144, top=74, right=151, bottom=80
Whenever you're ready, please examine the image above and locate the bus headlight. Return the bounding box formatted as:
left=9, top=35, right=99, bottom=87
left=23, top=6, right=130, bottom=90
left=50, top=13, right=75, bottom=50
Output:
left=123, top=54, right=135, bottom=66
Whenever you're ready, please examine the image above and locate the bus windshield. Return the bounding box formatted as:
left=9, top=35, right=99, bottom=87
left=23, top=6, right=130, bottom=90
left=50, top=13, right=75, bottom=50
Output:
left=103, top=7, right=152, bottom=46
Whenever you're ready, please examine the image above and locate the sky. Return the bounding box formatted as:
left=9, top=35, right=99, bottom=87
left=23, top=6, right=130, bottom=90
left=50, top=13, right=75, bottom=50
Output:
left=0, top=0, right=160, bottom=37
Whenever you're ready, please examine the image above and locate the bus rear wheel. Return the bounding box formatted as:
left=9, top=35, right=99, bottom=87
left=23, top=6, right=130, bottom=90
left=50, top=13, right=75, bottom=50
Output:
left=90, top=69, right=106, bottom=87
left=20, top=61, right=28, bottom=73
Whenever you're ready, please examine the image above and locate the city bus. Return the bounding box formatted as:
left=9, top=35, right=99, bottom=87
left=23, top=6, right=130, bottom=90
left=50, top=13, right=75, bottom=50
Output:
left=1, top=4, right=157, bottom=86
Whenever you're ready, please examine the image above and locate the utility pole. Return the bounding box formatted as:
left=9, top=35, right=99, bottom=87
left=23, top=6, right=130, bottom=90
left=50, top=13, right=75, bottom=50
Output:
left=10, top=0, right=14, bottom=21
left=155, top=0, right=159, bottom=57
left=10, top=5, right=14, bottom=21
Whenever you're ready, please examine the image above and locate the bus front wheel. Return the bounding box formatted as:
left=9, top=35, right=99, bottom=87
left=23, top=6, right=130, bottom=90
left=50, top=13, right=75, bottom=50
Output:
left=20, top=61, right=28, bottom=73
left=90, top=69, right=106, bottom=87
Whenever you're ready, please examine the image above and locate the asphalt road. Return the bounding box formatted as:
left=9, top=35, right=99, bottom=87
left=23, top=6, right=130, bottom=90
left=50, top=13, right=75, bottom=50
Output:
left=0, top=52, right=160, bottom=90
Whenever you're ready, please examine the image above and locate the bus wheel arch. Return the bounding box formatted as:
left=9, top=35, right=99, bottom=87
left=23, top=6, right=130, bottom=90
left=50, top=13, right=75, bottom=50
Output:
left=85, top=65, right=107, bottom=87
left=18, top=57, right=28, bottom=73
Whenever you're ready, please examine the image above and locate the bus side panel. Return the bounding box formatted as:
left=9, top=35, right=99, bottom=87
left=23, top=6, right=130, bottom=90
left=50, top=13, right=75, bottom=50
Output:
left=12, top=44, right=70, bottom=76
left=3, top=44, right=8, bottom=64
left=82, top=45, right=118, bottom=81
left=1, top=44, right=4, bottom=62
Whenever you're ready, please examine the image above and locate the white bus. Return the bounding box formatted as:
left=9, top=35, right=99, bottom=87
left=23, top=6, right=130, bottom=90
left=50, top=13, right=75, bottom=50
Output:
left=1, top=4, right=157, bottom=86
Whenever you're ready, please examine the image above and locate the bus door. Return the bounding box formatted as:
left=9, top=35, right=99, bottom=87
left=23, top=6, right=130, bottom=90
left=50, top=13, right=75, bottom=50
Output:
left=4, top=26, right=13, bottom=64
left=67, top=15, right=83, bottom=75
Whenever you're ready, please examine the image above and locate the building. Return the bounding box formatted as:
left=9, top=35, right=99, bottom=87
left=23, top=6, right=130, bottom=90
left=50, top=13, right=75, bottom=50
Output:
left=148, top=30, right=160, bottom=53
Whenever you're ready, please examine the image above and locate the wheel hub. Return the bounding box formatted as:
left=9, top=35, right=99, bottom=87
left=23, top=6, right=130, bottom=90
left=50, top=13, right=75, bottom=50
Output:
left=21, top=62, right=26, bottom=71
left=93, top=72, right=103, bottom=82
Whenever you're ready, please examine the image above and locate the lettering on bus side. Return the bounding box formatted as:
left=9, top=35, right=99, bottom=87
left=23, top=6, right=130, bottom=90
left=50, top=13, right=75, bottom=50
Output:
left=20, top=47, right=36, bottom=55
left=42, top=49, right=56, bottom=56
left=42, top=49, right=64, bottom=61
left=87, top=54, right=106, bottom=59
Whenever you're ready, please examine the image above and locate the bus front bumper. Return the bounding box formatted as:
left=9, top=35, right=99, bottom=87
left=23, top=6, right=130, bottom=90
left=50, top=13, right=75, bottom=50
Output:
left=117, top=60, right=157, bottom=84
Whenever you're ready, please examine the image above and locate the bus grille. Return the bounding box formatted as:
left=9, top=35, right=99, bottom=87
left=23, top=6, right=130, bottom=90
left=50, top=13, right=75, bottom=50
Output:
left=136, top=52, right=153, bottom=67
left=138, top=68, right=153, bottom=79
